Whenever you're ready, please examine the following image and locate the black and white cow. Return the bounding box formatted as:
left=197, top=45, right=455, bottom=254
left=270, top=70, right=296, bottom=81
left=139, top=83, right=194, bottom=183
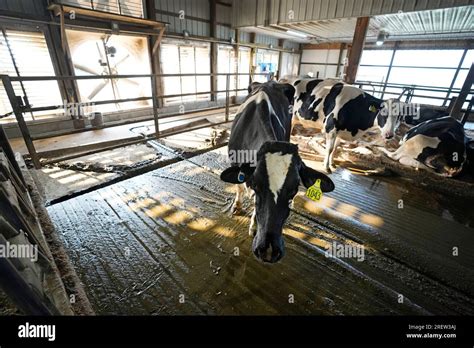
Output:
left=220, top=81, right=335, bottom=263
left=401, top=105, right=447, bottom=126
left=381, top=116, right=467, bottom=177
left=293, top=78, right=399, bottom=173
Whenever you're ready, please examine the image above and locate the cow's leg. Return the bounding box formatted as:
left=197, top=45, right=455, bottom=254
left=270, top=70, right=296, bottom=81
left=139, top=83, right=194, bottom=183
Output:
left=231, top=184, right=245, bottom=215
left=379, top=146, right=403, bottom=161
left=328, top=137, right=340, bottom=169
left=398, top=156, right=430, bottom=171
left=324, top=131, right=337, bottom=173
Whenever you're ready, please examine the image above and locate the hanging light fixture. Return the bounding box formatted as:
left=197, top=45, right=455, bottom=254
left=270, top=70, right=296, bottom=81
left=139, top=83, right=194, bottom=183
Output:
left=376, top=30, right=388, bottom=46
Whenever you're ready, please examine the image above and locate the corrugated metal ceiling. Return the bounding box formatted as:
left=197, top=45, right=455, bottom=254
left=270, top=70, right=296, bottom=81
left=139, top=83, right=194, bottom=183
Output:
left=254, top=5, right=474, bottom=43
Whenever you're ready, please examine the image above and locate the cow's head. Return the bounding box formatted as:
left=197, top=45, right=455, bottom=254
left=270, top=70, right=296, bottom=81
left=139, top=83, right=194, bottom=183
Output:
left=376, top=98, right=403, bottom=139
left=248, top=81, right=296, bottom=106
left=220, top=141, right=335, bottom=263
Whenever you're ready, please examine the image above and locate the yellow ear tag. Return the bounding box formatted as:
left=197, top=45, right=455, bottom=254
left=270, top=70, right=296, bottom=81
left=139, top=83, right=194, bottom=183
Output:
left=306, top=179, right=323, bottom=201
left=369, top=105, right=377, bottom=112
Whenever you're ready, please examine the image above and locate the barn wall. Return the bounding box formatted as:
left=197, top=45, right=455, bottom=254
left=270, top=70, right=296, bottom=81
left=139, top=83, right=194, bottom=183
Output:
left=0, top=0, right=49, bottom=17
left=300, top=44, right=347, bottom=79
left=152, top=0, right=299, bottom=49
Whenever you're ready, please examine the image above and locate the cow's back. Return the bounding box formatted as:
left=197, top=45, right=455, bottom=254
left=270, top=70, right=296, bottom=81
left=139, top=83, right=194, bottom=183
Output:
left=228, top=86, right=292, bottom=166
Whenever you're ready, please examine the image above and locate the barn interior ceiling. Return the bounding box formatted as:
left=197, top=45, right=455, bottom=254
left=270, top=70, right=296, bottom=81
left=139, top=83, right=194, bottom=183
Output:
left=240, top=5, right=474, bottom=43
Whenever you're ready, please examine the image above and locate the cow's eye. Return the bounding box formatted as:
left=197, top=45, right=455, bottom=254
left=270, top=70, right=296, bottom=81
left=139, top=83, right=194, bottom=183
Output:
left=288, top=199, right=293, bottom=208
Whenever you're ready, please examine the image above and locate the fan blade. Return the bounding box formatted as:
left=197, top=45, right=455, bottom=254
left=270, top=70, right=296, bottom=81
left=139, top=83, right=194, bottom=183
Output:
left=88, top=80, right=110, bottom=100
left=96, top=42, right=106, bottom=61
left=114, top=54, right=130, bottom=67
left=122, top=78, right=140, bottom=86
left=74, top=64, right=99, bottom=75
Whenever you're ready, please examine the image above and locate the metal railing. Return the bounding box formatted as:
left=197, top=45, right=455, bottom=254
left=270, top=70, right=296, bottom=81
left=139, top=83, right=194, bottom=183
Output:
left=356, top=80, right=473, bottom=106
left=0, top=72, right=269, bottom=169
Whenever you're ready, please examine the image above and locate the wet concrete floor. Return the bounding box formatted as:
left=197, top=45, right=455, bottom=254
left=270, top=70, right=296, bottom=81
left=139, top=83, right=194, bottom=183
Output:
left=47, top=147, right=474, bottom=315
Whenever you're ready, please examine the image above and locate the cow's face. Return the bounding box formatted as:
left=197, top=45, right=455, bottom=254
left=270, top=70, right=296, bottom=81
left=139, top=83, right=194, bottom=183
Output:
left=377, top=99, right=402, bottom=139
left=221, top=142, right=335, bottom=263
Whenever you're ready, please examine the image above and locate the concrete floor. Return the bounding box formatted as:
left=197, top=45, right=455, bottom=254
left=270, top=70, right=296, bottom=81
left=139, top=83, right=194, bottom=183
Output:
left=46, top=146, right=474, bottom=315
left=12, top=108, right=233, bottom=202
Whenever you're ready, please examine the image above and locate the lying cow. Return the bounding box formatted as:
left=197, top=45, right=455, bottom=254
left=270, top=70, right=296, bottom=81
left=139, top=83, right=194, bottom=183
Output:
left=380, top=116, right=467, bottom=177
left=220, top=81, right=335, bottom=263
left=395, top=104, right=448, bottom=135
left=293, top=78, right=399, bottom=173
left=402, top=105, right=447, bottom=126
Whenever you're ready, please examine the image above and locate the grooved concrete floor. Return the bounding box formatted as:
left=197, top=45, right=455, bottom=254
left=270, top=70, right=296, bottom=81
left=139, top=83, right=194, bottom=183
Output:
left=47, top=148, right=474, bottom=315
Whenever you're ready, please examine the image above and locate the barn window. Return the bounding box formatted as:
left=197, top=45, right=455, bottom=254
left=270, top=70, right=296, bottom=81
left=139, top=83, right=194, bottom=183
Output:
left=237, top=47, right=251, bottom=96
left=217, top=45, right=252, bottom=99
left=0, top=29, right=63, bottom=122
left=357, top=49, right=392, bottom=93
left=160, top=41, right=211, bottom=106
left=254, top=49, right=279, bottom=82
left=357, top=48, right=472, bottom=106
left=279, top=52, right=300, bottom=79
left=58, top=0, right=144, bottom=18
left=217, top=45, right=236, bottom=99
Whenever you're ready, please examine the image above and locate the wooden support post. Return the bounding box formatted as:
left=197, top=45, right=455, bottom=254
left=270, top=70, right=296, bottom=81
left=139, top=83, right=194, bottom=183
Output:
left=47, top=25, right=80, bottom=105
left=145, top=0, right=162, bottom=135
left=1, top=75, right=41, bottom=169
left=450, top=62, right=474, bottom=121
left=344, top=17, right=370, bottom=85
left=146, top=0, right=165, bottom=110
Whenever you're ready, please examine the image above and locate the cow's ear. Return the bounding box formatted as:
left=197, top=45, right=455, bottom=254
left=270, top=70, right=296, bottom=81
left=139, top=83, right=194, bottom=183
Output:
left=248, top=82, right=262, bottom=94
left=298, top=161, right=335, bottom=192
left=279, top=83, right=296, bottom=104
left=220, top=165, right=254, bottom=184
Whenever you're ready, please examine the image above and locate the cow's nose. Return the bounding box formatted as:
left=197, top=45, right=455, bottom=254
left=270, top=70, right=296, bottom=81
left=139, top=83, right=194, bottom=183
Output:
left=252, top=235, right=285, bottom=263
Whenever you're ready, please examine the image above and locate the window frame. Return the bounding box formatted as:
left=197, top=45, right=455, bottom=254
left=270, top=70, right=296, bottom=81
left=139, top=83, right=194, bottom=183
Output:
left=0, top=20, right=66, bottom=122
left=356, top=47, right=472, bottom=106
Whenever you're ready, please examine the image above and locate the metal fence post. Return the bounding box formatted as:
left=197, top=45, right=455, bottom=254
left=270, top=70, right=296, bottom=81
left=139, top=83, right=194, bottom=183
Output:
left=151, top=74, right=160, bottom=137
left=1, top=75, right=41, bottom=169
left=225, top=73, right=230, bottom=122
